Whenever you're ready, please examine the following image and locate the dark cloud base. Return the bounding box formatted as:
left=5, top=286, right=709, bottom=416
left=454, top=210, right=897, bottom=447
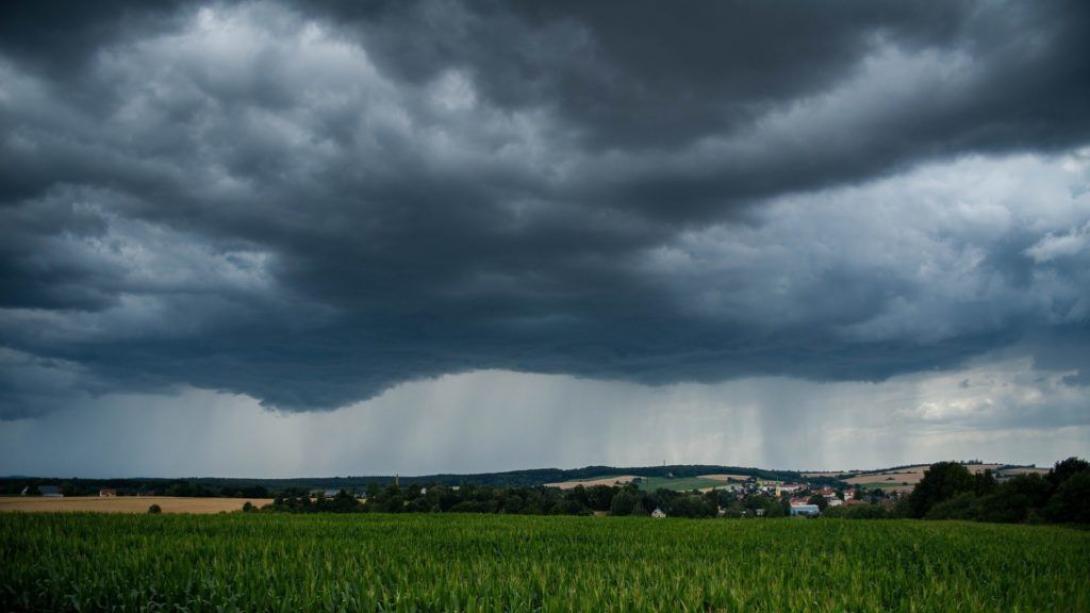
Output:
left=1, top=0, right=1089, bottom=416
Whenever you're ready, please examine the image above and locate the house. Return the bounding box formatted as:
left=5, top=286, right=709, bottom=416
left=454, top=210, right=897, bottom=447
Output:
left=310, top=489, right=343, bottom=498
left=651, top=508, right=667, bottom=518
left=39, top=485, right=63, bottom=497
left=790, top=504, right=820, bottom=517
left=99, top=488, right=117, bottom=497
left=755, top=508, right=766, bottom=517
left=826, top=497, right=844, bottom=507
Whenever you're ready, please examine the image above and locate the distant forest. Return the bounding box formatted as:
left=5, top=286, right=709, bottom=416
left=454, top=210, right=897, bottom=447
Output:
left=0, top=464, right=833, bottom=498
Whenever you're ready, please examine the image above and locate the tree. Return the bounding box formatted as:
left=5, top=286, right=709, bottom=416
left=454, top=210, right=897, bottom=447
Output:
left=380, top=495, right=405, bottom=513
left=1044, top=471, right=1090, bottom=524
left=366, top=483, right=381, bottom=499
left=148, top=504, right=162, bottom=514
left=925, top=492, right=980, bottom=520
left=972, top=470, right=997, bottom=496
left=1047, top=457, right=1090, bottom=492
left=585, top=486, right=615, bottom=511
left=609, top=490, right=640, bottom=516
left=669, top=495, right=714, bottom=518
left=807, top=494, right=828, bottom=511
left=907, top=462, right=974, bottom=518
left=976, top=474, right=1051, bottom=523
left=239, top=485, right=269, bottom=499
left=324, top=490, right=363, bottom=513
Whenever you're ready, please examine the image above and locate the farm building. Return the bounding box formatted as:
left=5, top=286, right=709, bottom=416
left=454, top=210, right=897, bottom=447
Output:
left=99, top=488, right=117, bottom=497
left=309, top=489, right=345, bottom=498
left=38, top=486, right=63, bottom=497
left=790, top=504, right=820, bottom=517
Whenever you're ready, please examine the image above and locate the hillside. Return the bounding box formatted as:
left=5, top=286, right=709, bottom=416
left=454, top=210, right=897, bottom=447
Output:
left=1, top=464, right=833, bottom=496
left=5, top=460, right=1048, bottom=497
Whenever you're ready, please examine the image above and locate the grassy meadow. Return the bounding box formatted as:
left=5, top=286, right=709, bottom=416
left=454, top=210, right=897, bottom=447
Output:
left=2, top=513, right=1088, bottom=611
left=635, top=475, right=727, bottom=491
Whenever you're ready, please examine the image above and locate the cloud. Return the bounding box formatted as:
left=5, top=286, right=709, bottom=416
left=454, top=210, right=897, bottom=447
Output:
left=0, top=1, right=1089, bottom=420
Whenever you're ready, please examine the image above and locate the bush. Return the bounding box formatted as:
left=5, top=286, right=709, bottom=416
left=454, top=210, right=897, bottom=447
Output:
left=926, top=493, right=980, bottom=520
left=824, top=504, right=891, bottom=519
left=975, top=475, right=1051, bottom=523
left=147, top=504, right=162, bottom=514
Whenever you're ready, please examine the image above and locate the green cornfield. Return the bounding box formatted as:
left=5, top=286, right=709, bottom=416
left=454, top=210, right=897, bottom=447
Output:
left=1, top=513, right=1088, bottom=611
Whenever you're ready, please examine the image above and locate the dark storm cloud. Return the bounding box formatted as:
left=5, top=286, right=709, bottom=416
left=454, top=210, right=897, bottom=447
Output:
left=1, top=0, right=1089, bottom=416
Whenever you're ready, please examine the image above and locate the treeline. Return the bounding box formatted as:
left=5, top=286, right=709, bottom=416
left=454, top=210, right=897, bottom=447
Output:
left=262, top=483, right=792, bottom=519
left=5, top=479, right=271, bottom=499
left=826, top=457, right=1090, bottom=524
left=902, top=458, right=1089, bottom=524
left=0, top=463, right=820, bottom=495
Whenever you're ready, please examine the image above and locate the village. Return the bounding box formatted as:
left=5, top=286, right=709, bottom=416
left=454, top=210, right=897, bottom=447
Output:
left=2, top=461, right=1055, bottom=520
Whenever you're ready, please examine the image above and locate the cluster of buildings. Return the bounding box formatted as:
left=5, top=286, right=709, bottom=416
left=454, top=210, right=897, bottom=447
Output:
left=711, top=478, right=871, bottom=518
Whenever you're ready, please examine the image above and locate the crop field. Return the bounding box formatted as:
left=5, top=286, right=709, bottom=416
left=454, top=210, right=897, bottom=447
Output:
left=2, top=514, right=1088, bottom=611
left=636, top=475, right=726, bottom=491
left=0, top=496, right=274, bottom=514
left=542, top=475, right=636, bottom=489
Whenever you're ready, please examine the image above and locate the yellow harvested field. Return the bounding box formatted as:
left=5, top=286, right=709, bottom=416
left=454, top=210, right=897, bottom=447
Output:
left=0, top=496, right=274, bottom=514
left=544, top=475, right=636, bottom=489
left=998, top=467, right=1049, bottom=477
left=845, top=471, right=923, bottom=485
left=844, top=463, right=1009, bottom=486
left=697, top=474, right=751, bottom=482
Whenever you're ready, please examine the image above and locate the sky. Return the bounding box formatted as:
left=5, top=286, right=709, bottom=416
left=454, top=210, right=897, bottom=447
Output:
left=1, top=1, right=1089, bottom=478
